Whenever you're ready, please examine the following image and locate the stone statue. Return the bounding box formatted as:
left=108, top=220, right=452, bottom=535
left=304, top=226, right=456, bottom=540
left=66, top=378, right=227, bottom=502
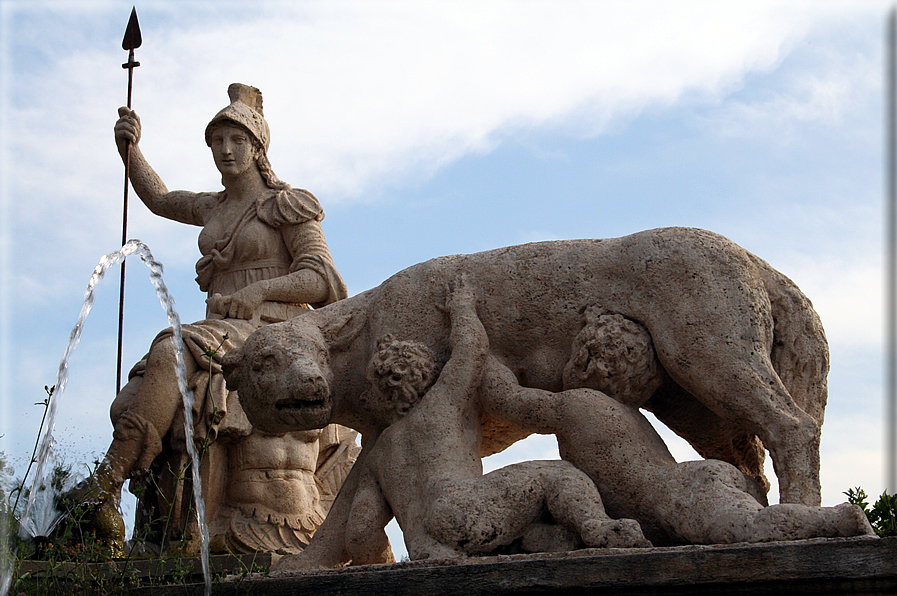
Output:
left=339, top=279, right=872, bottom=565
left=76, top=83, right=360, bottom=556
left=222, top=228, right=858, bottom=568
left=478, top=322, right=872, bottom=546
left=343, top=278, right=650, bottom=563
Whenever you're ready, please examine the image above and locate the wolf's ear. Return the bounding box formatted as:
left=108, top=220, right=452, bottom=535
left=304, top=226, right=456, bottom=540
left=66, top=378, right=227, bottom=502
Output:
left=319, top=307, right=367, bottom=351
left=221, top=348, right=243, bottom=391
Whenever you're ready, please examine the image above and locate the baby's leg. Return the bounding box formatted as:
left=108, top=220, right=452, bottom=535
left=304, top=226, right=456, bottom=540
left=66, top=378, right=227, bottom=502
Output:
left=345, top=466, right=398, bottom=565
left=425, top=465, right=549, bottom=555
left=749, top=503, right=874, bottom=542
left=641, top=460, right=764, bottom=544
left=645, top=461, right=875, bottom=544
left=534, top=460, right=651, bottom=549
left=426, top=461, right=649, bottom=555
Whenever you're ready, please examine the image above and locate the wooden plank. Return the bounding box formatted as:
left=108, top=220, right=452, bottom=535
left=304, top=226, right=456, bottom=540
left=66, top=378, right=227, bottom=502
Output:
left=124, top=536, right=897, bottom=596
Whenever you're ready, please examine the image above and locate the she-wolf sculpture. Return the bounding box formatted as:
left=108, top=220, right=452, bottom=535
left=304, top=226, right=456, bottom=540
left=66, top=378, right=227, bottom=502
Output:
left=224, top=226, right=828, bottom=515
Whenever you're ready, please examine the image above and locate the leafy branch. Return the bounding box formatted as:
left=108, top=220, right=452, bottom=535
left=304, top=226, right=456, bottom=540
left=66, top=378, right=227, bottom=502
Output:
left=844, top=487, right=897, bottom=537
left=9, top=385, right=55, bottom=517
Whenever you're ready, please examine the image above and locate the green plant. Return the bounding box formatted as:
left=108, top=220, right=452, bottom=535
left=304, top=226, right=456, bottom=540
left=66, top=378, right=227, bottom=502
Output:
left=8, top=385, right=55, bottom=519
left=844, top=487, right=897, bottom=537
left=5, top=458, right=140, bottom=595
left=3, top=345, right=285, bottom=594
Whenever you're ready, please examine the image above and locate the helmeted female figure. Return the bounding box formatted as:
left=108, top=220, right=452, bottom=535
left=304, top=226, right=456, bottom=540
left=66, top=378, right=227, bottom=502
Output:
left=82, top=84, right=357, bottom=556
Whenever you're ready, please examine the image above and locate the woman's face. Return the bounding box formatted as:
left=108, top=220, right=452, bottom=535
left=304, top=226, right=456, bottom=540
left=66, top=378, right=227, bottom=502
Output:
left=209, top=124, right=258, bottom=178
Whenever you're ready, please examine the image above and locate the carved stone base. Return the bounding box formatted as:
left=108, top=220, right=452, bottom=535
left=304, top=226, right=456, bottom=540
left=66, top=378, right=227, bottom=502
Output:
left=130, top=536, right=896, bottom=595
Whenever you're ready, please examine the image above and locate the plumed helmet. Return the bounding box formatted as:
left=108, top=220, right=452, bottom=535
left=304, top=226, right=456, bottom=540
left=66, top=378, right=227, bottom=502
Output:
left=205, top=83, right=270, bottom=152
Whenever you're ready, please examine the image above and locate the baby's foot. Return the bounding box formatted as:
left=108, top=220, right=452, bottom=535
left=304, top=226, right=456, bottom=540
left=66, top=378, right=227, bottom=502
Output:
left=750, top=503, right=875, bottom=542
left=581, top=518, right=652, bottom=548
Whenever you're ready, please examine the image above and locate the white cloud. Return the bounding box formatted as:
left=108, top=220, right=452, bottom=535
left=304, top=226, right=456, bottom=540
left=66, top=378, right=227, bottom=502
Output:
left=5, top=3, right=887, bottom=388
left=788, top=258, right=883, bottom=351
left=821, top=409, right=885, bottom=503
left=8, top=1, right=866, bottom=212
left=706, top=38, right=881, bottom=144
left=5, top=0, right=881, bottom=284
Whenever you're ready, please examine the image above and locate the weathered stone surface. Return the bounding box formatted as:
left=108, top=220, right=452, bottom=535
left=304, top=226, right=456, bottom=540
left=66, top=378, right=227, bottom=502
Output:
left=339, top=280, right=651, bottom=564
left=224, top=228, right=854, bottom=567
left=227, top=228, right=827, bottom=506
left=304, top=279, right=867, bottom=567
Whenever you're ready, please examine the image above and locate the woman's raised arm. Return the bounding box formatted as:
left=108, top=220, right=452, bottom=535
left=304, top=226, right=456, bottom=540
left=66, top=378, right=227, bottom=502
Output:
left=116, top=107, right=208, bottom=226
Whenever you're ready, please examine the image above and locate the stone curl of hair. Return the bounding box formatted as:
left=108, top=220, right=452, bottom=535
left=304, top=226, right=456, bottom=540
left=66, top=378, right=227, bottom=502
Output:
left=256, top=152, right=288, bottom=191
left=562, top=309, right=665, bottom=407
left=366, top=334, right=438, bottom=414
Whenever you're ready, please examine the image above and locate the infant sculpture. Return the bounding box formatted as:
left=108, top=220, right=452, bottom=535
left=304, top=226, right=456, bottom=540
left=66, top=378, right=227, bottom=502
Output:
left=223, top=227, right=875, bottom=569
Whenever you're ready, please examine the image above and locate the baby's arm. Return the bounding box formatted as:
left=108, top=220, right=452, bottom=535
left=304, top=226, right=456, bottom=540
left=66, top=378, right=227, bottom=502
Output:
left=430, top=277, right=489, bottom=410
left=479, top=356, right=566, bottom=434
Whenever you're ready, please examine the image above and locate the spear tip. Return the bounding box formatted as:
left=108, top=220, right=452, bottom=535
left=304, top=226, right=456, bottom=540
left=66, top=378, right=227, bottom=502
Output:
left=122, top=6, right=142, bottom=51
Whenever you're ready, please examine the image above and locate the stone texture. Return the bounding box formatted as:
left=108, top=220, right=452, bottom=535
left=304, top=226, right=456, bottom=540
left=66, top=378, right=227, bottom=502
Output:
left=227, top=228, right=827, bottom=506
left=478, top=358, right=871, bottom=547
left=324, top=279, right=868, bottom=567
left=224, top=228, right=851, bottom=567
left=341, top=280, right=650, bottom=564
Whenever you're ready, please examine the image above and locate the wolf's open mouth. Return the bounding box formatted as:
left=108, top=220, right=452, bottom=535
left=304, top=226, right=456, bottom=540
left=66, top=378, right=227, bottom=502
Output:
left=274, top=397, right=327, bottom=412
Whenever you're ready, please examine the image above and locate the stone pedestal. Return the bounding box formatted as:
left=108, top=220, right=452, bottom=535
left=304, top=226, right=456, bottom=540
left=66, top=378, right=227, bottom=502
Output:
left=131, top=536, right=897, bottom=595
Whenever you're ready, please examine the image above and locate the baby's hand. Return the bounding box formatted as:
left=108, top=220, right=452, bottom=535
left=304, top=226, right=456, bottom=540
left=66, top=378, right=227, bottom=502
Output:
left=443, top=273, right=476, bottom=315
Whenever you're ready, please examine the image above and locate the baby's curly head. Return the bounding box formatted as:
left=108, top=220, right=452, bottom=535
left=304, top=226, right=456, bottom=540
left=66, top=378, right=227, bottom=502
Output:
left=562, top=309, right=664, bottom=406
left=366, top=335, right=438, bottom=415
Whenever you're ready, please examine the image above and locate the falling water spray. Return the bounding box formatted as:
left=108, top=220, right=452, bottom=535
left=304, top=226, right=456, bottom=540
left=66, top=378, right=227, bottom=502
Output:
left=0, top=240, right=211, bottom=596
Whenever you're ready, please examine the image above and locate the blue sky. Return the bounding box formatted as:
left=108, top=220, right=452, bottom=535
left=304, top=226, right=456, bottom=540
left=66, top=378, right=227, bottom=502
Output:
left=0, top=1, right=892, bottom=558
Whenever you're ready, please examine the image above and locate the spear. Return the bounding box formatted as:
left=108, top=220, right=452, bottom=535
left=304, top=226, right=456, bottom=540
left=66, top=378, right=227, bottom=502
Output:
left=117, top=7, right=141, bottom=394
left=888, top=7, right=897, bottom=495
